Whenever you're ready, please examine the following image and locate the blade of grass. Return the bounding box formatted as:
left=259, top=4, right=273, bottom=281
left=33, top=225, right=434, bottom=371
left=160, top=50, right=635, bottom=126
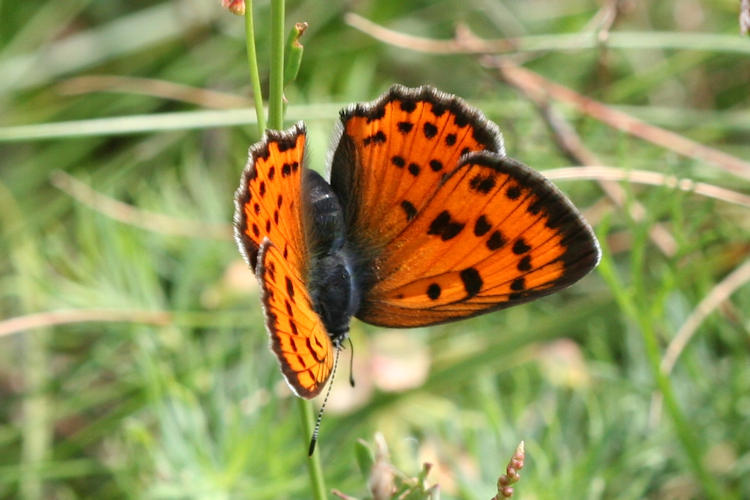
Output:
left=244, top=0, right=266, bottom=133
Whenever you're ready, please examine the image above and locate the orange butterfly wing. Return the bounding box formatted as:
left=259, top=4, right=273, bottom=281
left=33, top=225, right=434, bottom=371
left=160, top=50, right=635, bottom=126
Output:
left=328, top=85, right=599, bottom=328
left=355, top=152, right=600, bottom=327
left=257, top=239, right=334, bottom=398
left=234, top=123, right=308, bottom=272
left=330, top=85, right=503, bottom=251
left=234, top=124, right=334, bottom=398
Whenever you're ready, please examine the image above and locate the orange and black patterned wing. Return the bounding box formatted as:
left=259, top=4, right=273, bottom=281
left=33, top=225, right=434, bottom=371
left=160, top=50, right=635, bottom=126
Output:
left=257, top=238, right=334, bottom=398
left=234, top=122, right=308, bottom=273
left=330, top=85, right=503, bottom=251
left=355, top=151, right=600, bottom=327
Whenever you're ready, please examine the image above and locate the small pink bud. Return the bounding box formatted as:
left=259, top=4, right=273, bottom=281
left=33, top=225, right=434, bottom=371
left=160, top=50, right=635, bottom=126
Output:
left=501, top=486, right=514, bottom=497
left=221, top=0, right=245, bottom=15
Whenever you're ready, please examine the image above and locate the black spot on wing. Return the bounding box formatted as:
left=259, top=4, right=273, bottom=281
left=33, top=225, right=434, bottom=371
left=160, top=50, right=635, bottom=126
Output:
left=423, top=122, right=438, bottom=138
left=430, top=102, right=446, bottom=116
left=469, top=173, right=496, bottom=194
left=399, top=99, right=417, bottom=112
left=427, top=283, right=441, bottom=300
left=474, top=215, right=491, bottom=237
left=363, top=131, right=387, bottom=146
left=397, top=121, right=414, bottom=133
left=512, top=239, right=531, bottom=255
left=506, top=185, right=521, bottom=200
left=510, top=277, right=525, bottom=291
left=400, top=200, right=417, bottom=221
left=276, top=136, right=296, bottom=152
left=306, top=338, right=324, bottom=363
left=487, top=230, right=506, bottom=250
left=517, top=255, right=532, bottom=271
left=427, top=211, right=465, bottom=241
left=285, top=276, right=295, bottom=301
left=459, top=268, right=482, bottom=297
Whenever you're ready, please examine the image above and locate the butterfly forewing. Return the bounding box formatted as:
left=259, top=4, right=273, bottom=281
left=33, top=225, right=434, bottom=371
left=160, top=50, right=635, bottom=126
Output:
left=331, top=85, right=504, bottom=251
left=355, top=152, right=600, bottom=328
left=257, top=239, right=334, bottom=398
left=234, top=123, right=308, bottom=273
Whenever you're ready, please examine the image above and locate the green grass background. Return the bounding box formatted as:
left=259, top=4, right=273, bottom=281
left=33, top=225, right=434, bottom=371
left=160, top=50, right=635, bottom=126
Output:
left=1, top=0, right=750, bottom=498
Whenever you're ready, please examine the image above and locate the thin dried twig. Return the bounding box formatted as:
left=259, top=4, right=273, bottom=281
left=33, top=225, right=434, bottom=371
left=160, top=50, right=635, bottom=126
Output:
left=487, top=62, right=750, bottom=182
left=331, top=490, right=357, bottom=500
left=345, top=14, right=750, bottom=182
left=662, top=259, right=750, bottom=375
left=544, top=166, right=750, bottom=208
left=51, top=171, right=232, bottom=240
left=0, top=309, right=172, bottom=338
left=345, top=13, right=514, bottom=54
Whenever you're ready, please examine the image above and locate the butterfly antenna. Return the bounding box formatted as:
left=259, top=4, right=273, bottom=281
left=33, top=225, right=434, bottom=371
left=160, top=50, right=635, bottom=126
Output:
left=347, top=337, right=356, bottom=388
left=309, top=345, right=341, bottom=456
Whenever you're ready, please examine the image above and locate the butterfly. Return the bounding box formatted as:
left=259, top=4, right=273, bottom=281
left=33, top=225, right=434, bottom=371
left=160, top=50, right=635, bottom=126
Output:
left=234, top=84, right=600, bottom=401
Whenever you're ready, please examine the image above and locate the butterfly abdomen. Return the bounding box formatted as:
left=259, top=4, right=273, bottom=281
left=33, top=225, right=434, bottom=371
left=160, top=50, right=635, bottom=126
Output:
left=303, top=169, right=361, bottom=343
left=308, top=251, right=361, bottom=343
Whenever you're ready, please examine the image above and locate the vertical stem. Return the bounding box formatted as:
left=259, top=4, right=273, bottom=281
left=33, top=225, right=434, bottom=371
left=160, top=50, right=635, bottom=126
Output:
left=267, top=0, right=285, bottom=129
left=259, top=0, right=327, bottom=496
left=244, top=0, right=266, bottom=133
left=298, top=398, right=327, bottom=500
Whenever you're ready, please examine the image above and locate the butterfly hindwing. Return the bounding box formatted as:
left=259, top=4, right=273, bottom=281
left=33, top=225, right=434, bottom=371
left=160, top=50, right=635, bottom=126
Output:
left=257, top=238, right=334, bottom=398
left=234, top=123, right=308, bottom=273
left=330, top=85, right=504, bottom=252
left=355, top=152, right=601, bottom=328
left=235, top=124, right=336, bottom=398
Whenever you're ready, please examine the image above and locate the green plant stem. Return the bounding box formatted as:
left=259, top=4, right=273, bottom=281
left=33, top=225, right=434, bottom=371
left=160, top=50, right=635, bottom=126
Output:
left=298, top=398, right=327, bottom=500
left=267, top=0, right=285, bottom=129
left=263, top=0, right=326, bottom=496
left=244, top=0, right=266, bottom=133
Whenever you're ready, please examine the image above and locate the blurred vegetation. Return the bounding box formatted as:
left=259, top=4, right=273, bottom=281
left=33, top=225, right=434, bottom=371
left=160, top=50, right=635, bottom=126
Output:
left=1, top=0, right=750, bottom=498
